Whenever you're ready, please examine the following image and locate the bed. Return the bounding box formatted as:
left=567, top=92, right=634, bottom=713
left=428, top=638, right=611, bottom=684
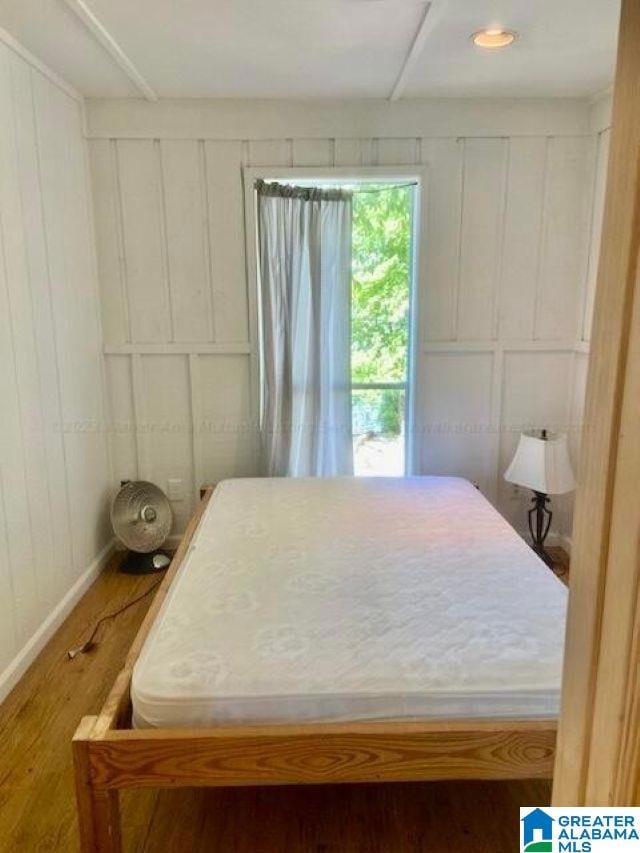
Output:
left=73, top=476, right=567, bottom=852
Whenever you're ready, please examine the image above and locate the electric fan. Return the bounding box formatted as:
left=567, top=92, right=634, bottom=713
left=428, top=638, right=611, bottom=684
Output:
left=111, top=481, right=173, bottom=574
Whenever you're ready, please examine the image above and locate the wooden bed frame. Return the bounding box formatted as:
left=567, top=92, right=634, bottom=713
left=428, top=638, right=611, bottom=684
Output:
left=73, top=486, right=557, bottom=852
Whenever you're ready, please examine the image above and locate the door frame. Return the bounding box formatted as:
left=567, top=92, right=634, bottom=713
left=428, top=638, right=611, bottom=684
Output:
left=553, top=0, right=640, bottom=805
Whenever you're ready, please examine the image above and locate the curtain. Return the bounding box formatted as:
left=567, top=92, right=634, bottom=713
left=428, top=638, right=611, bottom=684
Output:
left=257, top=180, right=353, bottom=477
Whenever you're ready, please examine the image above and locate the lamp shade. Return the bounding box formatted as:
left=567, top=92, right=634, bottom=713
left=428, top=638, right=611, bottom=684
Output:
left=504, top=432, right=575, bottom=495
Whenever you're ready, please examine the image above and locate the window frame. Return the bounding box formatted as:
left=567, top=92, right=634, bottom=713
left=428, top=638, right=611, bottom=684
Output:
left=243, top=165, right=426, bottom=475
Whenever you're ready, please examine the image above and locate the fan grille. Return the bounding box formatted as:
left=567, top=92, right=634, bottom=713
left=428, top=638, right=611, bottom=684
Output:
left=111, top=481, right=173, bottom=553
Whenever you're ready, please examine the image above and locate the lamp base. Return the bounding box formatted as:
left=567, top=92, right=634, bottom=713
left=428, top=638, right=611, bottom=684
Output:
left=528, top=491, right=553, bottom=567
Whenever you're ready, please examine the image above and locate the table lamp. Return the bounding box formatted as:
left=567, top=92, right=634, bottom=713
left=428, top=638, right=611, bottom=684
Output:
left=504, top=429, right=575, bottom=567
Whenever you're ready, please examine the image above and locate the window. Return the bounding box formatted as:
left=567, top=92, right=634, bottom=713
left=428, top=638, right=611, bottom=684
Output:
left=351, top=182, right=414, bottom=476
left=248, top=168, right=419, bottom=479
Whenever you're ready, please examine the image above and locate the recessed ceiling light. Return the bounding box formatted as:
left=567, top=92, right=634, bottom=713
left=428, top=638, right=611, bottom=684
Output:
left=471, top=29, right=517, bottom=49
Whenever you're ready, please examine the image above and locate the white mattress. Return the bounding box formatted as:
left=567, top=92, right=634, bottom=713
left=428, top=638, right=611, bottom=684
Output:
left=132, top=476, right=567, bottom=728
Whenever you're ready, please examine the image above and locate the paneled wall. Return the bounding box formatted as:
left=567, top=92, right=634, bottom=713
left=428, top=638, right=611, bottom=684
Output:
left=86, top=98, right=598, bottom=542
left=0, top=39, right=111, bottom=698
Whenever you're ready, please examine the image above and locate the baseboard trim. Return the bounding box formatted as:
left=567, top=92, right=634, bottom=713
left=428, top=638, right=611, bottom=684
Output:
left=554, top=533, right=573, bottom=555
left=0, top=538, right=116, bottom=705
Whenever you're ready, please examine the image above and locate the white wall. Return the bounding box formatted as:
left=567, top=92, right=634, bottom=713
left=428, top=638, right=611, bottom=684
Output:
left=86, top=97, right=599, bottom=543
left=0, top=35, right=111, bottom=700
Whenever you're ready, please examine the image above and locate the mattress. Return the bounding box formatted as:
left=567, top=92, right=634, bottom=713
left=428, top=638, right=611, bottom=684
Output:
left=131, top=476, right=568, bottom=728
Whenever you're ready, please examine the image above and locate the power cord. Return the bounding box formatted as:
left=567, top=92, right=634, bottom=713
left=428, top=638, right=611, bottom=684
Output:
left=67, top=579, right=161, bottom=659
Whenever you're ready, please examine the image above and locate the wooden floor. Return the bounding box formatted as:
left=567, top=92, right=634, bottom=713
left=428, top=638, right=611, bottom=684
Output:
left=0, top=553, right=553, bottom=852
left=547, top=546, right=570, bottom=586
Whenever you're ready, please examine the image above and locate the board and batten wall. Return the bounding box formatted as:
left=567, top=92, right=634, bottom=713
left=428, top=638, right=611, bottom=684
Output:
left=0, top=34, right=111, bottom=701
left=86, top=97, right=601, bottom=542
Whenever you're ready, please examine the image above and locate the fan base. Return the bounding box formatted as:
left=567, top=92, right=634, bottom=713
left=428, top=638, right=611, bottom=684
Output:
left=118, top=549, right=171, bottom=575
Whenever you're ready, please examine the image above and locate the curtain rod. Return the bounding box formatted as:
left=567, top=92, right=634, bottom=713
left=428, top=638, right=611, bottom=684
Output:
left=255, top=179, right=417, bottom=196
left=352, top=182, right=417, bottom=193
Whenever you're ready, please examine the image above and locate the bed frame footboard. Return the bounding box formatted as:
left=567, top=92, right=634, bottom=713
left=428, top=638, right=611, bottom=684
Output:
left=73, top=713, right=555, bottom=852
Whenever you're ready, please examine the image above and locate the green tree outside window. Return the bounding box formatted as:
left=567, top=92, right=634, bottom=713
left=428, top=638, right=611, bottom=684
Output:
left=351, top=184, right=412, bottom=437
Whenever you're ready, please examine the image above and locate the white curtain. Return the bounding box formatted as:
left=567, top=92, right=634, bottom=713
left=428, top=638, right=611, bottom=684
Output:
left=257, top=180, right=353, bottom=477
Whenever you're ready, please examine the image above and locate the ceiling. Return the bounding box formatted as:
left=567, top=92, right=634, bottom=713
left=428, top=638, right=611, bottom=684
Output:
left=0, top=0, right=620, bottom=100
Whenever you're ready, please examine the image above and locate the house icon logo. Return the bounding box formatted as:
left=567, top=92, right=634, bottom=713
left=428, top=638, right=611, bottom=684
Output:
left=521, top=807, right=554, bottom=852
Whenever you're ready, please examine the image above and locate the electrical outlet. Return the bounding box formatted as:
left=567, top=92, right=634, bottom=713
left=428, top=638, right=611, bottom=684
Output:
left=167, top=478, right=184, bottom=501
